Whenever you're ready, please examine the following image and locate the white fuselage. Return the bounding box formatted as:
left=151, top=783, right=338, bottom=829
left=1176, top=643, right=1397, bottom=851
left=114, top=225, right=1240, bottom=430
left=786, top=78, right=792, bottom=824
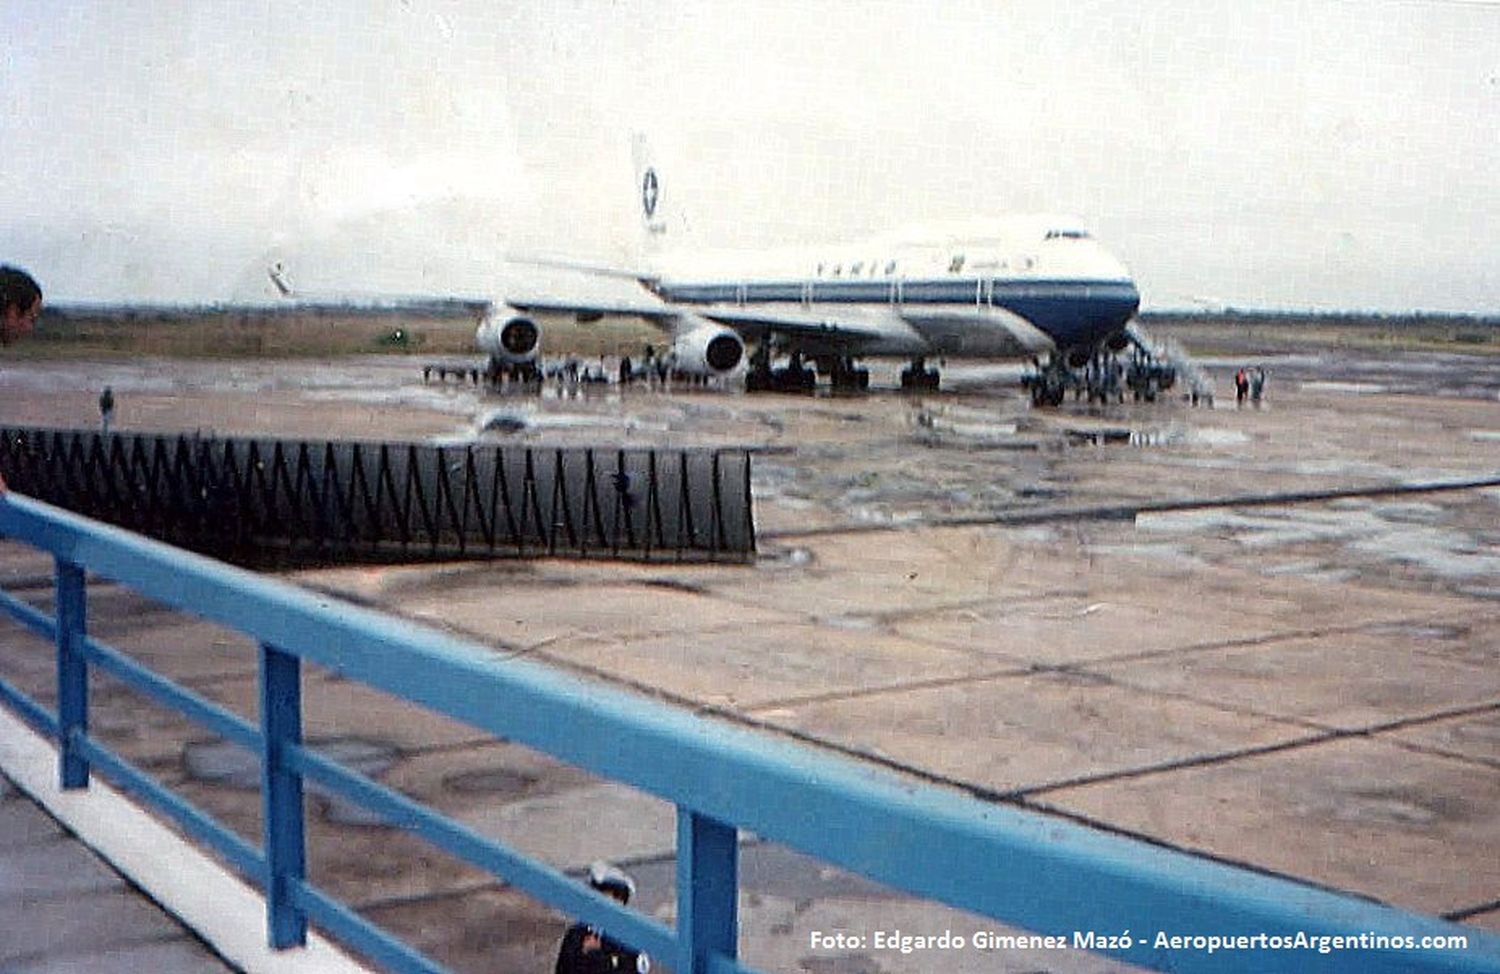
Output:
left=647, top=217, right=1139, bottom=360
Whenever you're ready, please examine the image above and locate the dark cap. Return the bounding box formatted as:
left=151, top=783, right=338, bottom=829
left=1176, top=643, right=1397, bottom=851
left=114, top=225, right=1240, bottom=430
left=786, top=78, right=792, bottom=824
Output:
left=588, top=860, right=636, bottom=902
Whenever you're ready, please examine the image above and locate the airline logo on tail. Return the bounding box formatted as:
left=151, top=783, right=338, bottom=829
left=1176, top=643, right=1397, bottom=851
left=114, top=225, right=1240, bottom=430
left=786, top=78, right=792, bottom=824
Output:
left=642, top=168, right=659, bottom=220
left=633, top=134, right=668, bottom=241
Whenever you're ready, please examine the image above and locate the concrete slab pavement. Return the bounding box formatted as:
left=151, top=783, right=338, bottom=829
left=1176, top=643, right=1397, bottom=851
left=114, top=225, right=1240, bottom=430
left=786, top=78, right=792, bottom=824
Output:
left=1038, top=735, right=1500, bottom=918
left=5, top=347, right=1500, bottom=972
left=0, top=772, right=238, bottom=974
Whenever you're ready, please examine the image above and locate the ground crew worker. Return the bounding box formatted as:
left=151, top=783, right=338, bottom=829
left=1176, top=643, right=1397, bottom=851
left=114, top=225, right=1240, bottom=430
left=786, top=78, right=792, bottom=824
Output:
left=99, top=386, right=115, bottom=437
left=555, top=861, right=650, bottom=974
left=1234, top=367, right=1249, bottom=406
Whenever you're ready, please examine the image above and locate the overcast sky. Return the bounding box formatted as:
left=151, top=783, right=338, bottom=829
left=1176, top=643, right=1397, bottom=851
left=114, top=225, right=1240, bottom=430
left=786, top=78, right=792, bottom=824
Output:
left=3, top=0, right=1497, bottom=312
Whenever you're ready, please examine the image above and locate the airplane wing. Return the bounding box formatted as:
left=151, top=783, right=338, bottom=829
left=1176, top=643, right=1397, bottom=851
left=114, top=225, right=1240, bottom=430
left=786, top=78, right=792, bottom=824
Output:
left=501, top=257, right=1051, bottom=359
left=692, top=304, right=919, bottom=352
left=505, top=291, right=920, bottom=353
left=503, top=290, right=1053, bottom=360
left=502, top=252, right=671, bottom=321
left=505, top=291, right=678, bottom=324
left=504, top=254, right=910, bottom=351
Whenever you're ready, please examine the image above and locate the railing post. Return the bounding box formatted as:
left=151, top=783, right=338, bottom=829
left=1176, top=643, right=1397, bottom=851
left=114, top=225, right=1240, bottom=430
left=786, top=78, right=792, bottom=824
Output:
left=676, top=808, right=738, bottom=974
left=259, top=642, right=307, bottom=948
left=55, top=557, right=88, bottom=789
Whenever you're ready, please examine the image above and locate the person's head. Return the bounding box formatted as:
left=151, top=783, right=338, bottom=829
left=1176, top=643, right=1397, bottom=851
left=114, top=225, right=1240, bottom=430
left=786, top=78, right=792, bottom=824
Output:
left=0, top=266, right=43, bottom=346
left=588, top=861, right=636, bottom=905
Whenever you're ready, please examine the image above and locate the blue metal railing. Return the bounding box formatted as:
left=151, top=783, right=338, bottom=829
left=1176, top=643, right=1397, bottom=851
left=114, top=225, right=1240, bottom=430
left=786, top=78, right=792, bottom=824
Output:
left=2, top=491, right=1498, bottom=974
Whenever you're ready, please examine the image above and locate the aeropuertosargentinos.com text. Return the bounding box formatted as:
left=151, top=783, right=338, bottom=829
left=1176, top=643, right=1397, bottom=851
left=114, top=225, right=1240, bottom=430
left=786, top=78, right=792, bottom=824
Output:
left=809, top=929, right=1472, bottom=956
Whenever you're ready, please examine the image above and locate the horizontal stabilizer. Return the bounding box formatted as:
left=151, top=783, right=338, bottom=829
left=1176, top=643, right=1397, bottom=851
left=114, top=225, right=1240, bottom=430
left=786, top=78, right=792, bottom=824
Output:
left=505, top=253, right=658, bottom=284
left=505, top=291, right=677, bottom=322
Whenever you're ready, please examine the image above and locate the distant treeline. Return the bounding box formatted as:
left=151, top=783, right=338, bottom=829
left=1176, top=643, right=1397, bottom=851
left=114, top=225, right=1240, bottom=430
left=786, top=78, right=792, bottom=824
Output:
left=41, top=299, right=490, bottom=323
left=15, top=302, right=1498, bottom=360
left=21, top=299, right=659, bottom=359
left=1140, top=310, right=1499, bottom=329
left=22, top=301, right=489, bottom=358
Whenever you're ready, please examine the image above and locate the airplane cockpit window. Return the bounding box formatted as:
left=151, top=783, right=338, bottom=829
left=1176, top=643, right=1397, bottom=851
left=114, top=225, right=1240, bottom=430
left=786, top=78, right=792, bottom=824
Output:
left=884, top=259, right=898, bottom=275
left=850, top=261, right=864, bottom=276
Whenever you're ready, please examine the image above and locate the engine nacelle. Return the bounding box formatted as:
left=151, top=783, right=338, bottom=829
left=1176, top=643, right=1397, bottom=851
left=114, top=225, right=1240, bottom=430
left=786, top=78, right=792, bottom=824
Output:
left=475, top=307, right=541, bottom=366
left=670, top=318, right=744, bottom=377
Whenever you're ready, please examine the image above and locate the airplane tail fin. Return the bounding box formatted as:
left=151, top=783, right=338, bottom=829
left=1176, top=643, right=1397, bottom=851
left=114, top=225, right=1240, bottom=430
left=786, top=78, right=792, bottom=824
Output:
left=505, top=136, right=677, bottom=285
left=268, top=262, right=295, bottom=298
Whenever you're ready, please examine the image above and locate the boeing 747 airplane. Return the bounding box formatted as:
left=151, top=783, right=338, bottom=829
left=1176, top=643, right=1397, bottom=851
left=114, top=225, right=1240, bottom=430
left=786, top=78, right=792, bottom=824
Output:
left=278, top=137, right=1144, bottom=401
left=482, top=138, right=1142, bottom=399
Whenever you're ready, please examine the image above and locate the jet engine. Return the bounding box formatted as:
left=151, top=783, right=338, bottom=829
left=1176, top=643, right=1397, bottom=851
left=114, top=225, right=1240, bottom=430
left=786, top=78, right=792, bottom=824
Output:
left=475, top=307, right=542, bottom=367
left=670, top=318, right=745, bottom=377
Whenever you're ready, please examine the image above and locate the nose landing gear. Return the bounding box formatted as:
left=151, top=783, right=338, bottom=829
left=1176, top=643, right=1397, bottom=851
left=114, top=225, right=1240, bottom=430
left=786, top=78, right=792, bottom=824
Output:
left=1022, top=357, right=1070, bottom=407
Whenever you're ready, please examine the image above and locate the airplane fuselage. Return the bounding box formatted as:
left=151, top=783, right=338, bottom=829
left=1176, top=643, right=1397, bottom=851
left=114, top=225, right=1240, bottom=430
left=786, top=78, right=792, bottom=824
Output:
left=647, top=220, right=1140, bottom=363
left=482, top=210, right=1141, bottom=390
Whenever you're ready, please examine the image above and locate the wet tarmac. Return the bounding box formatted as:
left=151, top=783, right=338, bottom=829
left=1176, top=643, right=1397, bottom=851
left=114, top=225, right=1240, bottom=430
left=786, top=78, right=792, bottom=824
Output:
left=2, top=339, right=1500, bottom=973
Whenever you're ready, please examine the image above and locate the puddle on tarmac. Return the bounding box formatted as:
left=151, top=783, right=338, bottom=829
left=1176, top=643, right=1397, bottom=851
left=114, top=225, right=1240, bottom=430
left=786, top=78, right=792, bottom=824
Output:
left=1363, top=622, right=1464, bottom=641
left=1063, top=425, right=1249, bottom=448
left=815, top=614, right=881, bottom=631
left=183, top=737, right=401, bottom=826
left=1300, top=381, right=1388, bottom=395
left=454, top=406, right=674, bottom=443
left=442, top=767, right=540, bottom=799
left=758, top=546, right=815, bottom=570
left=1325, top=787, right=1470, bottom=828
left=1450, top=720, right=1500, bottom=746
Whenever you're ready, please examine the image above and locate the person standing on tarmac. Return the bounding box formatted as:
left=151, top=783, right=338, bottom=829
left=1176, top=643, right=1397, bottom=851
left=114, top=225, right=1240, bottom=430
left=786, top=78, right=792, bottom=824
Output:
left=0, top=265, right=44, bottom=494
left=555, top=861, right=651, bottom=974
left=99, top=386, right=116, bottom=437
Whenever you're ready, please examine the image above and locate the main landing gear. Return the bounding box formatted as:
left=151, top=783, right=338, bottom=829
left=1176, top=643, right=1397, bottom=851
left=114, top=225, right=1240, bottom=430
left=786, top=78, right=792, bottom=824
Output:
left=1124, top=343, right=1177, bottom=402
left=483, top=360, right=542, bottom=389
left=822, top=356, right=871, bottom=392
left=1023, top=357, right=1071, bottom=407
left=1022, top=337, right=1179, bottom=408
left=743, top=346, right=925, bottom=394
left=899, top=358, right=940, bottom=391
left=746, top=347, right=816, bottom=393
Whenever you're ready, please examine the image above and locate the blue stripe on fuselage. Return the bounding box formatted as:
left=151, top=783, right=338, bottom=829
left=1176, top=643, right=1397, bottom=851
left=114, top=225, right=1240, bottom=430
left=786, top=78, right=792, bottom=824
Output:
left=657, top=278, right=1140, bottom=351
